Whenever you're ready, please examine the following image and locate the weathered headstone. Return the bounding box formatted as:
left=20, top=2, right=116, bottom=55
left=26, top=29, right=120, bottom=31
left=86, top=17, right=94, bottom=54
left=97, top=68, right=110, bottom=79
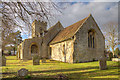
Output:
left=42, top=58, right=46, bottom=63
left=32, top=55, right=40, bottom=65
left=17, top=68, right=28, bottom=77
left=2, top=55, right=6, bottom=66
left=99, top=56, right=107, bottom=70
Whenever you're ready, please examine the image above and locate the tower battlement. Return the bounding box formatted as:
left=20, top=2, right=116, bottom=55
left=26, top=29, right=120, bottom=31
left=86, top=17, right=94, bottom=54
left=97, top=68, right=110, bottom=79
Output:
left=32, top=20, right=47, bottom=38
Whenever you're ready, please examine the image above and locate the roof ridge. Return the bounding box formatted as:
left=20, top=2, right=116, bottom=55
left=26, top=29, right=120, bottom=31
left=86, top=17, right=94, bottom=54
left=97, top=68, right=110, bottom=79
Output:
left=73, top=15, right=90, bottom=36
left=47, top=21, right=60, bottom=31
left=64, top=16, right=88, bottom=29
left=50, top=15, right=91, bottom=44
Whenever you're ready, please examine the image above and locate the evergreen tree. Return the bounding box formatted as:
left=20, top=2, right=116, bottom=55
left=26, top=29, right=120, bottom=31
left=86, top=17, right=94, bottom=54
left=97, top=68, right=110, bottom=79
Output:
left=114, top=48, right=120, bottom=56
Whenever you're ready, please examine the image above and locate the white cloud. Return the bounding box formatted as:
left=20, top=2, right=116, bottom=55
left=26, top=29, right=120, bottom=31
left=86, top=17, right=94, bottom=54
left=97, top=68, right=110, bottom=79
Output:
left=93, top=0, right=119, bottom=2
left=28, top=35, right=32, bottom=38
left=53, top=2, right=118, bottom=30
left=52, top=0, right=119, bottom=2
left=20, top=2, right=118, bottom=40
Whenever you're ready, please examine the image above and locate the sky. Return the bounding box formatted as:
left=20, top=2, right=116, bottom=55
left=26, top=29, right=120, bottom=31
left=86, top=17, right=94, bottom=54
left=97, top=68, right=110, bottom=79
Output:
left=54, top=2, right=118, bottom=27
left=3, top=0, right=119, bottom=2
left=21, top=1, right=118, bottom=40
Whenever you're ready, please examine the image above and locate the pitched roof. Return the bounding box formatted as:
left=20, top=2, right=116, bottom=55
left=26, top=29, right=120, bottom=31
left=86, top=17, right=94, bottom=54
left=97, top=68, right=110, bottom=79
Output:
left=50, top=15, right=90, bottom=45
left=47, top=21, right=62, bottom=32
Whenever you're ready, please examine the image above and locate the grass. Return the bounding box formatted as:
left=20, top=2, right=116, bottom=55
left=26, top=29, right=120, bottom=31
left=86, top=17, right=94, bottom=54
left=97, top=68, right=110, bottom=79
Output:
left=1, top=56, right=119, bottom=80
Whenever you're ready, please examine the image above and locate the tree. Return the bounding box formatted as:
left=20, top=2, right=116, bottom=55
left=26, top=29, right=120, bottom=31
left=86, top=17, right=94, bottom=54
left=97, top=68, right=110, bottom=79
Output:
left=0, top=2, right=62, bottom=54
left=114, top=48, right=120, bottom=56
left=8, top=30, right=22, bottom=55
left=102, top=22, right=118, bottom=57
left=8, top=30, right=22, bottom=45
left=2, top=30, right=22, bottom=55
left=1, top=2, right=61, bottom=31
left=1, top=28, right=13, bottom=55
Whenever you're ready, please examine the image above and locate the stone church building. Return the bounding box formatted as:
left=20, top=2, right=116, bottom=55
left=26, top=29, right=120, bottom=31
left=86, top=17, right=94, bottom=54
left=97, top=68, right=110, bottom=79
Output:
left=17, top=14, right=105, bottom=63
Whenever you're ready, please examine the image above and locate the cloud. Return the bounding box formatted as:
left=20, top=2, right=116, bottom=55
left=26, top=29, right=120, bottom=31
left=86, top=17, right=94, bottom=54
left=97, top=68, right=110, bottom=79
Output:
left=28, top=35, right=32, bottom=38
left=21, top=2, right=118, bottom=40
left=93, top=0, right=119, bottom=2
left=53, top=2, right=118, bottom=30
left=52, top=0, right=119, bottom=2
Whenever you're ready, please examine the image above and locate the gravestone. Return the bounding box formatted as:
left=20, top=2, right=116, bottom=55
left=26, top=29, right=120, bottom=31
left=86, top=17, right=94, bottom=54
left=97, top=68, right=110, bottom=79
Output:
left=32, top=55, right=40, bottom=65
left=17, top=68, right=28, bottom=77
left=42, top=58, right=46, bottom=63
left=2, top=55, right=6, bottom=66
left=99, top=56, right=107, bottom=70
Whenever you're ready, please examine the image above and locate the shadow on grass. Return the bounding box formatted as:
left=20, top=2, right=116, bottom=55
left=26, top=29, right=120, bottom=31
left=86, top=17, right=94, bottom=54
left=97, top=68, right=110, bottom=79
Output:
left=1, top=77, right=58, bottom=80
left=2, top=66, right=99, bottom=74
left=1, top=66, right=118, bottom=74
left=1, top=66, right=119, bottom=80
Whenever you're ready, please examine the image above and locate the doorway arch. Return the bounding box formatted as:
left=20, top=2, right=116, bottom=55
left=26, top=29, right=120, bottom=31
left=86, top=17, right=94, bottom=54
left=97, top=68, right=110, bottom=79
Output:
left=31, top=44, right=38, bottom=55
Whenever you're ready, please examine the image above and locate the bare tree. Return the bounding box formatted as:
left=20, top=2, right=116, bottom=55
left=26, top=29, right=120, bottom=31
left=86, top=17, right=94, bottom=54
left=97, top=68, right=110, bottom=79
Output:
left=102, top=22, right=118, bottom=57
left=1, top=2, right=61, bottom=30
left=0, top=2, right=62, bottom=54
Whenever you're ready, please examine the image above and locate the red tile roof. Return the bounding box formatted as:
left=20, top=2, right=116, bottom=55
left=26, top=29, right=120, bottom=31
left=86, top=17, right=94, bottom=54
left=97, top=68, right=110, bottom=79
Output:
left=50, top=16, right=89, bottom=44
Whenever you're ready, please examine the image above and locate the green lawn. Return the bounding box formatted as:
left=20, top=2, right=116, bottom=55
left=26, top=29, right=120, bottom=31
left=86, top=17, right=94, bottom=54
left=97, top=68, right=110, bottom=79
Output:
left=1, top=56, right=119, bottom=80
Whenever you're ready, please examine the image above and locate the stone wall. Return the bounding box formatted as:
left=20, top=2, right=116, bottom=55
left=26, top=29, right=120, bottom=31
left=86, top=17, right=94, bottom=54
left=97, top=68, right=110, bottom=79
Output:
left=17, top=21, right=64, bottom=60
left=50, top=39, right=74, bottom=63
left=73, top=15, right=105, bottom=63
left=43, top=22, right=64, bottom=58
left=22, top=37, right=42, bottom=60
left=43, top=22, right=64, bottom=44
left=32, top=20, right=47, bottom=38
left=17, top=37, right=47, bottom=60
left=17, top=43, right=24, bottom=59
left=17, top=15, right=105, bottom=62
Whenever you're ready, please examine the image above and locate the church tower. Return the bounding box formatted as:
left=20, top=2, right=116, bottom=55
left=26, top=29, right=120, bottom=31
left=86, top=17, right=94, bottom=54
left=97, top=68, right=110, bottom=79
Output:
left=32, top=20, right=47, bottom=38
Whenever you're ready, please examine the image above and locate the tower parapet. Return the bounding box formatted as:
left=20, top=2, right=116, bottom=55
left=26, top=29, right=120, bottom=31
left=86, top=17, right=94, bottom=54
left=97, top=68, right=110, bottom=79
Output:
left=32, top=20, right=47, bottom=38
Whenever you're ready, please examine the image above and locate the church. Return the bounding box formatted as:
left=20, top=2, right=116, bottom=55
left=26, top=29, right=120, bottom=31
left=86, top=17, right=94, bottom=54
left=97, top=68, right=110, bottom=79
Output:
left=17, top=14, right=105, bottom=63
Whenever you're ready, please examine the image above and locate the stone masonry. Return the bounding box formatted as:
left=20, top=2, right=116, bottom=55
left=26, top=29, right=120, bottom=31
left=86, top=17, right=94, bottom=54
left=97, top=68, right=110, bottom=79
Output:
left=17, top=14, right=105, bottom=63
left=17, top=21, right=63, bottom=60
left=49, top=14, right=105, bottom=63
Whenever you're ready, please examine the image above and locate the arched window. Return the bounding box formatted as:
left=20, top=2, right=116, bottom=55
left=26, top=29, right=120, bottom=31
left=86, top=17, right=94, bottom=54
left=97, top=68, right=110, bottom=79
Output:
left=88, top=30, right=95, bottom=48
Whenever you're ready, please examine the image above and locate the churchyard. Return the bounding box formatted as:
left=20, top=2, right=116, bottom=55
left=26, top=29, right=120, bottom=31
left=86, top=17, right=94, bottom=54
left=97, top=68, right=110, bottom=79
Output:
left=1, top=1, right=119, bottom=80
left=1, top=56, right=119, bottom=80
